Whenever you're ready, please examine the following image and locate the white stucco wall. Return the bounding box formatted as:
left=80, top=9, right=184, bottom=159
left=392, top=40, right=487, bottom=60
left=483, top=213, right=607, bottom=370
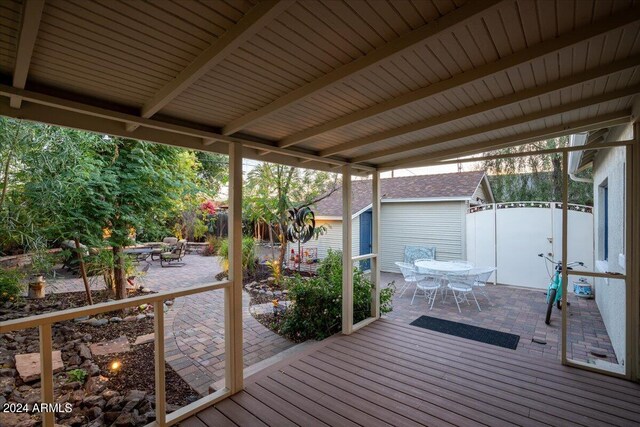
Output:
left=593, top=145, right=627, bottom=365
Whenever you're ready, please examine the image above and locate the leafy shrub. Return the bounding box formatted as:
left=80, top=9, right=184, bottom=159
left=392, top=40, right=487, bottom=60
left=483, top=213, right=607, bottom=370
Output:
left=0, top=268, right=25, bottom=303
left=265, top=259, right=282, bottom=285
left=217, top=237, right=257, bottom=275
left=281, top=250, right=395, bottom=341
left=202, top=235, right=221, bottom=257
left=66, top=369, right=88, bottom=384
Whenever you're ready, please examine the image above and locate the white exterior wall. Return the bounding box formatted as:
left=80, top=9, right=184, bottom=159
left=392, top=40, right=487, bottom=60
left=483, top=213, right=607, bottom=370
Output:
left=312, top=202, right=464, bottom=272
left=302, top=217, right=359, bottom=259
left=380, top=201, right=465, bottom=272
left=593, top=146, right=627, bottom=365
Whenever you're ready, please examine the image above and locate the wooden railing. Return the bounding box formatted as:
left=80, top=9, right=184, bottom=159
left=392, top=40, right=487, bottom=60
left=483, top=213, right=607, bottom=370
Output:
left=0, top=280, right=235, bottom=427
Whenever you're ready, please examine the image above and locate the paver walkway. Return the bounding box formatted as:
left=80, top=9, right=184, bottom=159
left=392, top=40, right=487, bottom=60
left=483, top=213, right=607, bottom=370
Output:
left=381, top=272, right=619, bottom=367
left=48, top=254, right=294, bottom=395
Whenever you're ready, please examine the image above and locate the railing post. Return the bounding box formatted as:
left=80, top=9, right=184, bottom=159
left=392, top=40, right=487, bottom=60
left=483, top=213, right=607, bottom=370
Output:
left=153, top=300, right=166, bottom=426
left=225, top=142, right=243, bottom=393
left=39, top=323, right=55, bottom=427
left=371, top=170, right=381, bottom=319
left=342, top=164, right=353, bottom=335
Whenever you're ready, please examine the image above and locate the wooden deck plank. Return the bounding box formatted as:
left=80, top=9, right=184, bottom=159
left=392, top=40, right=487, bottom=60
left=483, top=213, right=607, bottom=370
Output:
left=183, top=319, right=640, bottom=427
left=229, top=392, right=298, bottom=427
left=306, top=350, right=547, bottom=427
left=323, top=339, right=607, bottom=427
left=265, top=370, right=391, bottom=427
left=365, top=321, right=640, bottom=406
left=251, top=376, right=360, bottom=427
left=243, top=384, right=329, bottom=427
left=374, top=320, right=640, bottom=396
left=214, top=399, right=268, bottom=427
left=179, top=416, right=209, bottom=427
left=195, top=406, right=237, bottom=427
left=358, top=324, right=640, bottom=416
left=347, top=329, right=639, bottom=425
left=284, top=362, right=428, bottom=427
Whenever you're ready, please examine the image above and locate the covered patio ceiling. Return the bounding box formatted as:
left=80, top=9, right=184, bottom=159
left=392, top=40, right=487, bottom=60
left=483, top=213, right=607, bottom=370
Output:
left=0, top=0, right=639, bottom=175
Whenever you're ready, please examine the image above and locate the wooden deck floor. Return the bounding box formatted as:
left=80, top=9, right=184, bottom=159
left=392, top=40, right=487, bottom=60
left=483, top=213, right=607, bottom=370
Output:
left=181, top=319, right=640, bottom=427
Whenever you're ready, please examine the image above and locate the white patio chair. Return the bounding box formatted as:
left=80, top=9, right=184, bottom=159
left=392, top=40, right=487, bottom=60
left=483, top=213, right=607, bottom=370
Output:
left=411, top=270, right=442, bottom=309
left=467, top=267, right=496, bottom=304
left=395, top=262, right=425, bottom=297
left=445, top=272, right=481, bottom=313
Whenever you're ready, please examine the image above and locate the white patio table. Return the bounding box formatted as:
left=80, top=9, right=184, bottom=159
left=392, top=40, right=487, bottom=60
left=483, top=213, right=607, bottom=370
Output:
left=414, top=260, right=472, bottom=275
left=414, top=260, right=473, bottom=306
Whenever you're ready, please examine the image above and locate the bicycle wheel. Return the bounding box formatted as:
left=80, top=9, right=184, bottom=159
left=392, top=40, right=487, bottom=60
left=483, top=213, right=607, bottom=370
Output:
left=545, top=288, right=556, bottom=325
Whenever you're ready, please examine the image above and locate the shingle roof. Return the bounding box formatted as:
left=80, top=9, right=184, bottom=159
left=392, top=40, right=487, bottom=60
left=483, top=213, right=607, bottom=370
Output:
left=313, top=171, right=487, bottom=217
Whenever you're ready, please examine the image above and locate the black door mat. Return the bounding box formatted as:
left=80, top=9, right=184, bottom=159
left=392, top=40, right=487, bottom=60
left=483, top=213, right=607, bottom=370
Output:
left=410, top=316, right=520, bottom=350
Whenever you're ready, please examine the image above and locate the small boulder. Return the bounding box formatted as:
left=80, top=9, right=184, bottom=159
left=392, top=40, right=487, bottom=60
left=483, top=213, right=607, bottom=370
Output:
left=77, top=343, right=92, bottom=360
left=109, top=317, right=123, bottom=323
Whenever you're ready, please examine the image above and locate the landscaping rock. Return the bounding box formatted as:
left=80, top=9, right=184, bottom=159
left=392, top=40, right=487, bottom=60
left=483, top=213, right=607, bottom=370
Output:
left=0, top=377, right=15, bottom=395
left=0, top=367, right=16, bottom=377
left=77, top=343, right=92, bottom=360
left=113, top=412, right=136, bottom=427
left=133, top=333, right=154, bottom=346
left=83, top=395, right=106, bottom=409
left=85, top=375, right=108, bottom=394
left=67, top=354, right=81, bottom=366
left=89, top=336, right=130, bottom=356
left=135, top=314, right=146, bottom=321
left=74, top=316, right=90, bottom=323
left=140, top=288, right=152, bottom=293
left=102, top=389, right=118, bottom=401
left=62, top=381, right=82, bottom=391
left=86, top=318, right=109, bottom=327
left=123, top=316, right=138, bottom=322
left=15, top=351, right=64, bottom=382
left=106, top=395, right=125, bottom=410
left=164, top=299, right=174, bottom=306
left=109, top=317, right=123, bottom=323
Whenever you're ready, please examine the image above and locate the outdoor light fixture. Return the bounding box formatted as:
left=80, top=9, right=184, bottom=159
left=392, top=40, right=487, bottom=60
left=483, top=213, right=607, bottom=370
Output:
left=110, top=360, right=122, bottom=372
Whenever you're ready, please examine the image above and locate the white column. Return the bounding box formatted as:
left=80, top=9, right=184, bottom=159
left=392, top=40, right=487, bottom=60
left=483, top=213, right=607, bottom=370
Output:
left=342, top=164, right=353, bottom=335
left=225, top=143, right=243, bottom=393
left=371, top=170, right=381, bottom=318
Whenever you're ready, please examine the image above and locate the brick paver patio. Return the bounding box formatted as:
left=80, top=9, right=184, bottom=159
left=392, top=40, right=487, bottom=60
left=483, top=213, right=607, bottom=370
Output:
left=381, top=272, right=619, bottom=366
left=48, top=254, right=294, bottom=395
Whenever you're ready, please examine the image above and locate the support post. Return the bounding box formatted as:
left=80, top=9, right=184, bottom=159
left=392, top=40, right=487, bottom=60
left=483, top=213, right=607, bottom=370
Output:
left=225, top=143, right=243, bottom=393
left=39, top=323, right=54, bottom=427
left=153, top=301, right=166, bottom=426
left=561, top=152, right=569, bottom=365
left=342, top=164, right=353, bottom=335
left=371, top=170, right=381, bottom=318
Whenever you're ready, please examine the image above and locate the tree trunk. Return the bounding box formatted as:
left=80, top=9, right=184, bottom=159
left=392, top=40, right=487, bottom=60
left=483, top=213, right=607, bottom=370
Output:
left=112, top=246, right=127, bottom=300
left=74, top=238, right=93, bottom=305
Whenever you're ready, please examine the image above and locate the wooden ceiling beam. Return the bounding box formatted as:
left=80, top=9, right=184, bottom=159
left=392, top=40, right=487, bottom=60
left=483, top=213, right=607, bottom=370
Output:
left=377, top=111, right=632, bottom=171
left=350, top=85, right=640, bottom=163
left=0, top=84, right=375, bottom=172
left=221, top=0, right=502, bottom=137
left=320, top=56, right=640, bottom=158
left=10, top=0, right=45, bottom=109
left=279, top=7, right=640, bottom=149
left=126, top=0, right=292, bottom=131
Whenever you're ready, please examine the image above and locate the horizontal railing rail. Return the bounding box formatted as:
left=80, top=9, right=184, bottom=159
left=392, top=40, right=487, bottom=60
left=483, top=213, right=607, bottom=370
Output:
left=351, top=253, right=377, bottom=262
left=0, top=281, right=231, bottom=333
left=0, top=280, right=232, bottom=427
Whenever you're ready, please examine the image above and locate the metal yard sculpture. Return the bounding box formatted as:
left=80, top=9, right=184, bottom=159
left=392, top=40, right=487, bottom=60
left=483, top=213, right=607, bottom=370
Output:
left=285, top=207, right=316, bottom=271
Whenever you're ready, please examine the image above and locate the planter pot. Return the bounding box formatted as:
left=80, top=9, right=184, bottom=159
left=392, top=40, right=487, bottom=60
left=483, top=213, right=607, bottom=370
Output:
left=28, top=278, right=46, bottom=299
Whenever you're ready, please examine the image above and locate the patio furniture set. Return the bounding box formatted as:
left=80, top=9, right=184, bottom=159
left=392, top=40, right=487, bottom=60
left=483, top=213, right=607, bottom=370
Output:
left=124, top=237, right=188, bottom=267
left=396, top=246, right=496, bottom=313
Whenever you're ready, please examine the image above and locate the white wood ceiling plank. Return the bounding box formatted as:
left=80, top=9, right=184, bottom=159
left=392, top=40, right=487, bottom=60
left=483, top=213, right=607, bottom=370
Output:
left=483, top=5, right=512, bottom=56
left=516, top=0, right=542, bottom=46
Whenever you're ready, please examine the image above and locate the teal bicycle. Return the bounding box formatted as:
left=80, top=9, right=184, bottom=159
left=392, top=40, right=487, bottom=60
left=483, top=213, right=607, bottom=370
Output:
left=538, top=254, right=584, bottom=325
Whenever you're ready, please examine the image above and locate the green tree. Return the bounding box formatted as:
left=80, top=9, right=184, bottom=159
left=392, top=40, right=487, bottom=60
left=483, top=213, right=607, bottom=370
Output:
left=479, top=137, right=593, bottom=205
left=244, top=164, right=338, bottom=267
